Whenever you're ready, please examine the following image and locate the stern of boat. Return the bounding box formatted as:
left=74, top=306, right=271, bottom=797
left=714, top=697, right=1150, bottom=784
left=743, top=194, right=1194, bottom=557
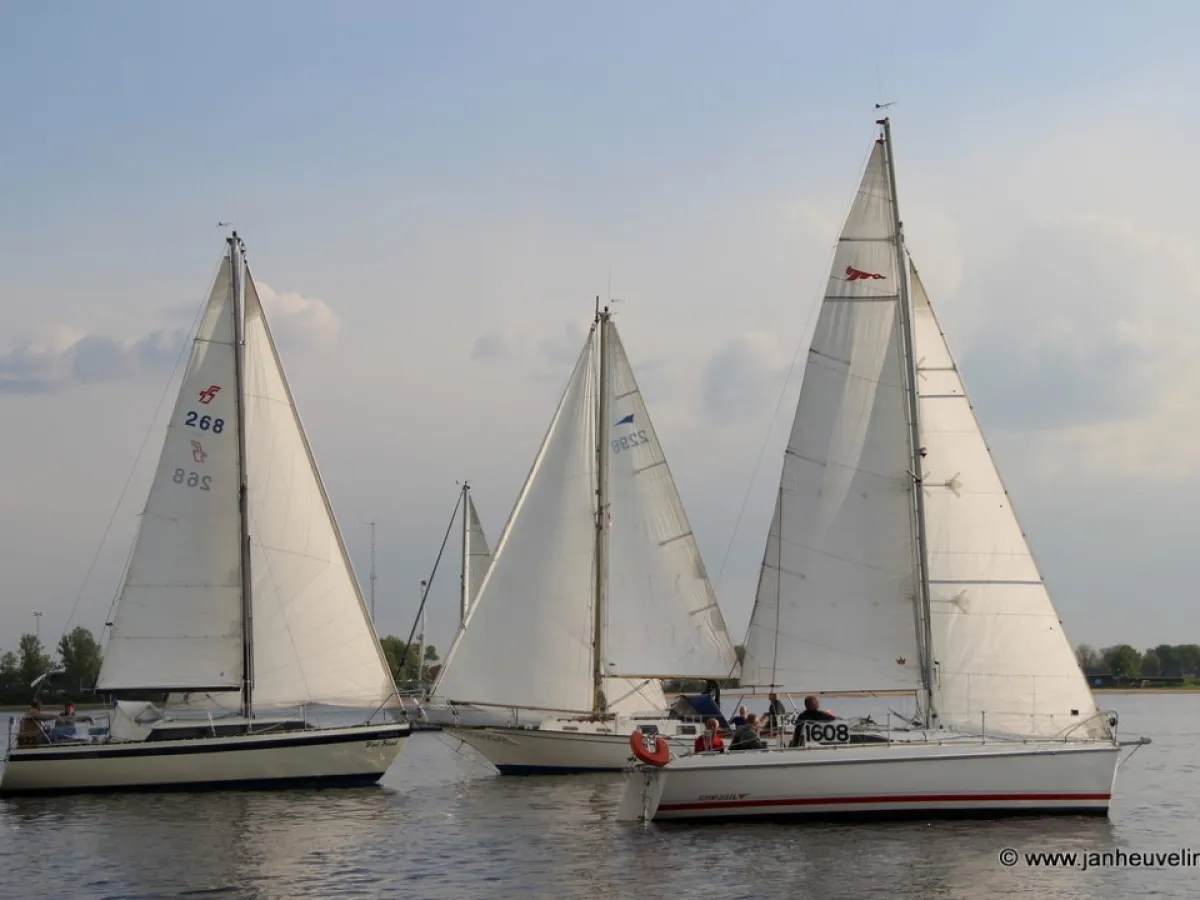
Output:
left=617, top=764, right=667, bottom=823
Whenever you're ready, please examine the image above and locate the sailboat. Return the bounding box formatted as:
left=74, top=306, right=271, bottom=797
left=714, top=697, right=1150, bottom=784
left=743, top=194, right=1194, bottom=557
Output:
left=617, top=119, right=1149, bottom=822
left=434, top=304, right=741, bottom=774
left=0, top=233, right=409, bottom=796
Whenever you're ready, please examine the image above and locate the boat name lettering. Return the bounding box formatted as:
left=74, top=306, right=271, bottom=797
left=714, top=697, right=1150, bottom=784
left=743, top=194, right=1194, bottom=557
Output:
left=611, top=431, right=649, bottom=454
left=698, top=793, right=748, bottom=802
left=365, top=739, right=399, bottom=748
left=184, top=411, right=226, bottom=433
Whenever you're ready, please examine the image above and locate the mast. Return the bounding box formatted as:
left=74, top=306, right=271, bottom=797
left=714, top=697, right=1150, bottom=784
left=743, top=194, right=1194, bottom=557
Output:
left=417, top=580, right=428, bottom=688
left=228, top=231, right=255, bottom=723
left=369, top=521, right=377, bottom=622
left=459, top=482, right=470, bottom=624
left=878, top=117, right=937, bottom=725
left=592, top=300, right=610, bottom=715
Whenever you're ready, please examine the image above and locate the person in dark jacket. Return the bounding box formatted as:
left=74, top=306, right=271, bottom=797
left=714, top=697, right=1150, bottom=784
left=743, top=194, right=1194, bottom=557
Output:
left=729, top=713, right=769, bottom=751
left=790, top=695, right=837, bottom=747
left=765, top=692, right=786, bottom=731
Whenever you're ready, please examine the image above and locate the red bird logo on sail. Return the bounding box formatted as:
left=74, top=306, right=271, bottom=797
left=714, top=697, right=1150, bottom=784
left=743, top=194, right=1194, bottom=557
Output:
left=191, top=440, right=207, bottom=464
left=845, top=266, right=886, bottom=282
left=197, top=385, right=221, bottom=404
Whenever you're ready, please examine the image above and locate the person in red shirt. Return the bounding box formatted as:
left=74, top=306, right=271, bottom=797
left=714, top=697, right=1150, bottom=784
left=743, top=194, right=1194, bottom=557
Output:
left=693, top=718, right=725, bottom=754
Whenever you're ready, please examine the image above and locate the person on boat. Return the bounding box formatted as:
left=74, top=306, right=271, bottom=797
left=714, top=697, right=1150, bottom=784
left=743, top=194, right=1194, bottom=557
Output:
left=764, top=693, right=786, bottom=731
left=729, top=705, right=749, bottom=728
left=703, top=679, right=721, bottom=708
left=693, top=718, right=725, bottom=754
left=49, top=701, right=94, bottom=742
left=17, top=699, right=58, bottom=747
left=789, top=695, right=837, bottom=747
left=729, top=713, right=768, bottom=751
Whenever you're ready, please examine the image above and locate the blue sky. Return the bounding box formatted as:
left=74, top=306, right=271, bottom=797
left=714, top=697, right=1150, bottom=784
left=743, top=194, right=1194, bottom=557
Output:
left=2, top=1, right=1199, bottom=659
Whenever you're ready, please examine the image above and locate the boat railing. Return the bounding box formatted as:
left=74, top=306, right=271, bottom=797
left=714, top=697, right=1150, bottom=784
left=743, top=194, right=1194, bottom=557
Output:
left=5, top=707, right=114, bottom=751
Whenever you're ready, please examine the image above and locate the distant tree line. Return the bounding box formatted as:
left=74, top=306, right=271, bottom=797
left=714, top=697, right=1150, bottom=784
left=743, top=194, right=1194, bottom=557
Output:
left=378, top=635, right=439, bottom=691
left=1076, top=643, right=1200, bottom=681
left=0, top=627, right=104, bottom=705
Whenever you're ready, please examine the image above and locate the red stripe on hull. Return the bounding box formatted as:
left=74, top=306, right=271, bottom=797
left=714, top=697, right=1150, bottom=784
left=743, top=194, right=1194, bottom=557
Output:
left=658, top=791, right=1111, bottom=812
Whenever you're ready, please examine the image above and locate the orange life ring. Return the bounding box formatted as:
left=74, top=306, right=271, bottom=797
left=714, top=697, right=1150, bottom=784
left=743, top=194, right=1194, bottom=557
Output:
left=629, top=730, right=671, bottom=767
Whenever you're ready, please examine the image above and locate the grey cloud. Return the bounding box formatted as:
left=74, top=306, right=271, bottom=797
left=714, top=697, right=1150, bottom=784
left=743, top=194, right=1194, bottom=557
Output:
left=949, top=224, right=1156, bottom=432
left=0, top=284, right=336, bottom=395
left=699, top=335, right=789, bottom=425
left=471, top=331, right=512, bottom=362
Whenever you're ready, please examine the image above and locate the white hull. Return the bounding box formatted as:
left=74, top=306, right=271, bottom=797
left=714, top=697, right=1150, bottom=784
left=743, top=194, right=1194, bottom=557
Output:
left=446, top=721, right=700, bottom=775
left=617, top=738, right=1121, bottom=822
left=0, top=723, right=410, bottom=796
left=417, top=703, right=546, bottom=729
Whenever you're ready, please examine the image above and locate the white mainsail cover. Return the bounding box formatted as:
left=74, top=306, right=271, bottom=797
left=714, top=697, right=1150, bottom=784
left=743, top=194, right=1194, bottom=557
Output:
left=911, top=264, right=1106, bottom=739
left=99, top=244, right=397, bottom=711
left=98, top=259, right=244, bottom=692
left=740, top=139, right=924, bottom=694
left=435, top=314, right=737, bottom=714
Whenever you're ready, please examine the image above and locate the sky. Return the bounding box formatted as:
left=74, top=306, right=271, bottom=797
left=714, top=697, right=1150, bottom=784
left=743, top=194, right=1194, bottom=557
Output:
left=2, top=1, right=1198, bottom=663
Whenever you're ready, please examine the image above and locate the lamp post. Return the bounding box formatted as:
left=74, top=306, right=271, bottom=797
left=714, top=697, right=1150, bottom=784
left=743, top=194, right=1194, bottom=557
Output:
left=33, top=611, right=42, bottom=642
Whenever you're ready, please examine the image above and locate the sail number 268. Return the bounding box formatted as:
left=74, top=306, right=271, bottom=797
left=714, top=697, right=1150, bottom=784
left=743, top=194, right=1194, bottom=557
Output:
left=173, top=469, right=212, bottom=491
left=184, top=411, right=225, bottom=432
left=612, top=430, right=650, bottom=454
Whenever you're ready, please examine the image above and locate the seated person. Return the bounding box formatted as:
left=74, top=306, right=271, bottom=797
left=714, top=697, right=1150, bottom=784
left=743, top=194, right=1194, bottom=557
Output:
left=729, top=713, right=769, bottom=751
left=49, top=700, right=94, bottom=742
left=693, top=718, right=725, bottom=754
left=18, top=699, right=58, bottom=747
left=764, top=692, right=786, bottom=731
left=729, top=705, right=749, bottom=729
left=790, top=695, right=837, bottom=747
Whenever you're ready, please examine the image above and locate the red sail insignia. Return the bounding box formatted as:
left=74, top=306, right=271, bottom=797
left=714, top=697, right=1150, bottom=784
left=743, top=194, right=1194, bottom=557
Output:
left=845, top=266, right=886, bottom=282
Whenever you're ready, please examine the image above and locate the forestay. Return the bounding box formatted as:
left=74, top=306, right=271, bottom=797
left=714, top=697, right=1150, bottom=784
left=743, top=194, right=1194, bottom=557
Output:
left=603, top=321, right=739, bottom=680
left=435, top=329, right=600, bottom=713
left=911, top=264, right=1107, bottom=739
left=740, top=140, right=924, bottom=694
left=240, top=273, right=397, bottom=710
left=98, top=259, right=245, bottom=693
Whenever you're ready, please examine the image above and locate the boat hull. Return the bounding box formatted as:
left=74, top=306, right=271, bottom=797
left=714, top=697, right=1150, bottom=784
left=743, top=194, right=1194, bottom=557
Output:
left=0, top=723, right=410, bottom=796
left=446, top=725, right=695, bottom=775
left=616, top=739, right=1120, bottom=822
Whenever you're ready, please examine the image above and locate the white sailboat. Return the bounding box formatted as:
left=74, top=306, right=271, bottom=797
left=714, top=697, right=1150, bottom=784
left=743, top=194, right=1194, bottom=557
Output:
left=0, top=233, right=409, bottom=796
left=435, top=304, right=741, bottom=773
left=617, top=118, right=1148, bottom=822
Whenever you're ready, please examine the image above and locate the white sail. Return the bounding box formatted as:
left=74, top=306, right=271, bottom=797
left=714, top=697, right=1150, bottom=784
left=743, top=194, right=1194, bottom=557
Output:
left=435, top=327, right=600, bottom=713
left=911, top=264, right=1107, bottom=739
left=740, top=140, right=924, bottom=694
left=98, top=259, right=245, bottom=692
left=240, top=273, right=397, bottom=710
left=603, top=322, right=739, bottom=679
left=464, top=495, right=491, bottom=613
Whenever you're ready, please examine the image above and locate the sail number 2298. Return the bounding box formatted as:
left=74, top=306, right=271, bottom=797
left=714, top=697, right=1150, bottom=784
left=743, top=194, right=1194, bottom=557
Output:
left=172, top=469, right=212, bottom=491
left=612, top=430, right=650, bottom=454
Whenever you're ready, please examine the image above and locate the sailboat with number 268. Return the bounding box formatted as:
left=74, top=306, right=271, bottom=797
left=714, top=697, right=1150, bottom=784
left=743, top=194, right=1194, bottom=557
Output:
left=0, top=233, right=409, bottom=796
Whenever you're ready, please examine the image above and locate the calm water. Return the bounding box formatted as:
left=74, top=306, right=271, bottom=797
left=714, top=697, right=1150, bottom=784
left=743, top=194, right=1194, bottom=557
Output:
left=0, top=694, right=1194, bottom=900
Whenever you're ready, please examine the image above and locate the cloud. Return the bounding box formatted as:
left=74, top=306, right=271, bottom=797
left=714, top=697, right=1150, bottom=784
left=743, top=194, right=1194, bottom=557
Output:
left=699, top=332, right=793, bottom=425
left=0, top=283, right=338, bottom=395
left=470, top=330, right=513, bottom=361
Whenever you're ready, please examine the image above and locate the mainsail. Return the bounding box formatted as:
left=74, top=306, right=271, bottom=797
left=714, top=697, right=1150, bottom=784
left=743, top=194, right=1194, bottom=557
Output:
left=434, top=311, right=739, bottom=715
left=741, top=122, right=1105, bottom=741
left=462, top=494, right=492, bottom=618
left=911, top=264, right=1105, bottom=739
left=98, top=238, right=397, bottom=711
